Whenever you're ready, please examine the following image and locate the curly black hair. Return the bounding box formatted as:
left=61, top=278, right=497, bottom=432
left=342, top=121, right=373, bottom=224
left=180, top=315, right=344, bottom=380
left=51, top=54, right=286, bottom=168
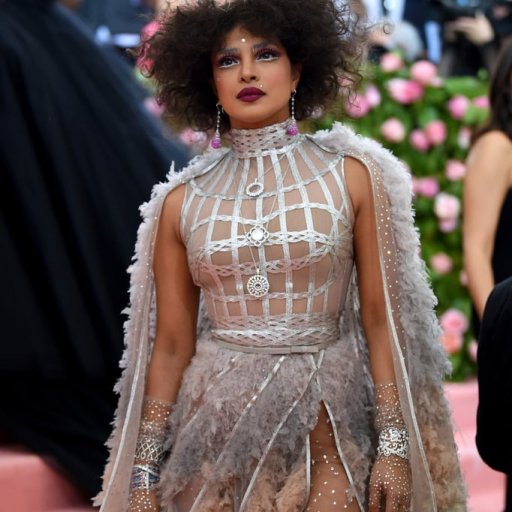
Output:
left=146, top=0, right=368, bottom=132
left=472, top=40, right=512, bottom=145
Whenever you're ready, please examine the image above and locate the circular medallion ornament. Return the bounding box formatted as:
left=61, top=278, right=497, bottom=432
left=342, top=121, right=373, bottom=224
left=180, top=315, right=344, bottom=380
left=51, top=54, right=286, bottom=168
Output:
left=247, top=273, right=270, bottom=298
left=246, top=181, right=264, bottom=197
left=247, top=225, right=269, bottom=246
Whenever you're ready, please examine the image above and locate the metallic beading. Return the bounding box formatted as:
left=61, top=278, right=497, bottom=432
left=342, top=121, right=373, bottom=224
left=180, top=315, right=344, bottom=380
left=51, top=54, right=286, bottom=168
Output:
left=230, top=118, right=302, bottom=157
left=129, top=396, right=172, bottom=499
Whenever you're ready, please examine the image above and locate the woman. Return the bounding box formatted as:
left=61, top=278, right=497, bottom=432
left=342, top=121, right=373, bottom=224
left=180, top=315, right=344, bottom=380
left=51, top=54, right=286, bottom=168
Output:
left=96, top=1, right=466, bottom=510
left=464, top=40, right=512, bottom=512
left=463, top=40, right=512, bottom=335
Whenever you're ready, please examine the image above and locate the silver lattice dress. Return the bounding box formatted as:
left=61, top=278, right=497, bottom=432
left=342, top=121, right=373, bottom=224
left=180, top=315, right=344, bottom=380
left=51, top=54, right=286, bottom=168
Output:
left=96, top=122, right=467, bottom=512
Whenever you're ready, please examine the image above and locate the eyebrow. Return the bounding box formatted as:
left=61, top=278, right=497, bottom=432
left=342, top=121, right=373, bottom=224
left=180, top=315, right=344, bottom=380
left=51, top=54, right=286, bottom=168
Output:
left=216, top=40, right=275, bottom=55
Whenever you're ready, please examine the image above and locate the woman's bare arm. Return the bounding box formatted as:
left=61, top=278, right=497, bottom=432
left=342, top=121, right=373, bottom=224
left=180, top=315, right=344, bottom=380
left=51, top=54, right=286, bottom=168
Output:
left=344, top=156, right=395, bottom=383
left=463, top=130, right=512, bottom=319
left=344, top=156, right=411, bottom=511
left=146, top=184, right=200, bottom=403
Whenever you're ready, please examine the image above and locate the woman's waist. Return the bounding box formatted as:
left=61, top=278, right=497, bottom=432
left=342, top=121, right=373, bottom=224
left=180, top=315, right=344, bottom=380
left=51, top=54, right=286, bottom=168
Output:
left=209, top=316, right=340, bottom=354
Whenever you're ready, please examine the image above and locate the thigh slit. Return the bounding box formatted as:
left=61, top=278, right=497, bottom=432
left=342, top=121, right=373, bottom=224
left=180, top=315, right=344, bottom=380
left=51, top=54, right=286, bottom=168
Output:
left=305, top=402, right=361, bottom=512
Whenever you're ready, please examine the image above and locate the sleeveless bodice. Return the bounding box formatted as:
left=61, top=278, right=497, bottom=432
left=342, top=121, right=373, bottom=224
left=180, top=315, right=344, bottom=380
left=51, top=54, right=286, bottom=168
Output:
left=492, top=188, right=512, bottom=284
left=180, top=121, right=355, bottom=352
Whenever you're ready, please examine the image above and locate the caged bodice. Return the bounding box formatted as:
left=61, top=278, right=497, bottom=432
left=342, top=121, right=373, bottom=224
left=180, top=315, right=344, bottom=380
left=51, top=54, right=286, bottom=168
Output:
left=181, top=121, right=355, bottom=355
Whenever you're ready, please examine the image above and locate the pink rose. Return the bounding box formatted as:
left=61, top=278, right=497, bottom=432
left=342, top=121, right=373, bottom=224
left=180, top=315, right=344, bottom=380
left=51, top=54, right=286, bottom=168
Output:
left=365, top=84, right=381, bottom=108
left=144, top=97, right=165, bottom=118
left=434, top=192, right=460, bottom=220
left=311, top=107, right=324, bottom=119
left=425, top=120, right=447, bottom=145
left=380, top=118, right=406, bottom=143
left=445, top=160, right=466, bottom=181
left=410, top=60, right=438, bottom=85
left=473, top=96, right=490, bottom=109
left=440, top=308, right=469, bottom=335
left=136, top=21, right=161, bottom=74
left=458, top=127, right=472, bottom=149
left=415, top=177, right=439, bottom=198
left=411, top=177, right=420, bottom=195
left=141, top=20, right=160, bottom=39
left=380, top=52, right=404, bottom=72
left=439, top=218, right=458, bottom=233
left=179, top=128, right=208, bottom=149
left=441, top=332, right=464, bottom=355
left=429, top=76, right=444, bottom=87
left=468, top=339, right=478, bottom=362
left=448, top=95, right=470, bottom=120
left=346, top=93, right=371, bottom=118
left=430, top=252, right=453, bottom=274
left=409, top=129, right=431, bottom=152
left=338, top=76, right=354, bottom=91
left=387, top=79, right=424, bottom=104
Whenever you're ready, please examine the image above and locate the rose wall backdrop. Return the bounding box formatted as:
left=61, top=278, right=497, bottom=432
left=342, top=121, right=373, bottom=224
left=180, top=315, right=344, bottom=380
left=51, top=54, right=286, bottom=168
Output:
left=306, top=53, right=489, bottom=381
left=137, top=44, right=489, bottom=382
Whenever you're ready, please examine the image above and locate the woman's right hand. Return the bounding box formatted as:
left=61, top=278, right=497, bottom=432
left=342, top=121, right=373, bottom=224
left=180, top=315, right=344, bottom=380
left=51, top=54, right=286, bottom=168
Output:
left=129, top=489, right=160, bottom=512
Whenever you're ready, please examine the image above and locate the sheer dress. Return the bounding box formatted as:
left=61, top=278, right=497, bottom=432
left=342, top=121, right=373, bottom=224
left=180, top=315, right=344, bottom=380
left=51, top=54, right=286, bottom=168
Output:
left=96, top=122, right=466, bottom=512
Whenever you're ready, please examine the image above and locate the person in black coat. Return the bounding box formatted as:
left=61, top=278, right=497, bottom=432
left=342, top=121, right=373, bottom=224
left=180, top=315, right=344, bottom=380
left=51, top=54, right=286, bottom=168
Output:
left=0, top=0, right=188, bottom=498
left=477, top=276, right=512, bottom=512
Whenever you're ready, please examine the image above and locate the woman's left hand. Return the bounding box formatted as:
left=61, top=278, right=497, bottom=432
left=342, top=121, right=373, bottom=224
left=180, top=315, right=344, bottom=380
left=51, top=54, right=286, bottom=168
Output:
left=368, top=454, right=411, bottom=512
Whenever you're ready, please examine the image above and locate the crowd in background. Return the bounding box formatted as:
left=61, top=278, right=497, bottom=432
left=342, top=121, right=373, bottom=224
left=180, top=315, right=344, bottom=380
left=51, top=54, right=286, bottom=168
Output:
left=58, top=0, right=512, bottom=76
left=351, top=0, right=512, bottom=75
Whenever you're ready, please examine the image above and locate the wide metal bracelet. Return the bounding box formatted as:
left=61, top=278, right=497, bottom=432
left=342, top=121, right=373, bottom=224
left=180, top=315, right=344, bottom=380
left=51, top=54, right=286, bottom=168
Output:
left=377, top=426, right=409, bottom=460
left=130, top=463, right=161, bottom=490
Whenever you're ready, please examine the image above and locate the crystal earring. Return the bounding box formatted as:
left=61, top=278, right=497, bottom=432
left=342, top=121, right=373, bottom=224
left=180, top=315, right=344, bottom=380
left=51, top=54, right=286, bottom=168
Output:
left=211, top=103, right=222, bottom=149
left=286, top=90, right=299, bottom=136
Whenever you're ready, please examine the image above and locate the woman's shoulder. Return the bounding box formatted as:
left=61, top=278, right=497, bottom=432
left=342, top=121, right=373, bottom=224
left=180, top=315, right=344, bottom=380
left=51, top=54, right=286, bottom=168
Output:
left=467, top=129, right=512, bottom=178
left=473, top=129, right=512, bottom=151
left=309, top=122, right=383, bottom=155
left=139, top=148, right=228, bottom=221
left=175, top=147, right=230, bottom=183
left=309, top=123, right=410, bottom=184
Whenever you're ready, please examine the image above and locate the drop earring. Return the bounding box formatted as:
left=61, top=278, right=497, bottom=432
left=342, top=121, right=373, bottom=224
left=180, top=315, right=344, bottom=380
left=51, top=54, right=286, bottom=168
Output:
left=211, top=103, right=222, bottom=149
left=286, top=90, right=299, bottom=136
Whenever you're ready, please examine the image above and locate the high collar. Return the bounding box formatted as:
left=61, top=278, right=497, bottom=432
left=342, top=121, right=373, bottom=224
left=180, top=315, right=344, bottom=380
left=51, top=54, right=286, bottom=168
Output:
left=229, top=119, right=303, bottom=158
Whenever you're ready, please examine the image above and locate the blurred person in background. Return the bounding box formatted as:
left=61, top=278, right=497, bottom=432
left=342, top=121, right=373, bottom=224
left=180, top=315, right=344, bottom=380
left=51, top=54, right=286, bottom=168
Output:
left=476, top=276, right=512, bottom=512
left=463, top=40, right=512, bottom=336
left=463, top=40, right=512, bottom=509
left=0, top=0, right=187, bottom=498
left=362, top=0, right=444, bottom=62
left=431, top=0, right=512, bottom=76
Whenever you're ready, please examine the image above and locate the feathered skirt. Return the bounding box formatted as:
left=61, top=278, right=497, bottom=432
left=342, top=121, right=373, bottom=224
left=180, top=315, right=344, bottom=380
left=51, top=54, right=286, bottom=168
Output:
left=158, top=333, right=374, bottom=512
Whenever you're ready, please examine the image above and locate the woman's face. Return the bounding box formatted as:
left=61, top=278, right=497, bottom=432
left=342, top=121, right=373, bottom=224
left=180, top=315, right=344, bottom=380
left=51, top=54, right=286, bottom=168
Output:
left=211, top=26, right=300, bottom=130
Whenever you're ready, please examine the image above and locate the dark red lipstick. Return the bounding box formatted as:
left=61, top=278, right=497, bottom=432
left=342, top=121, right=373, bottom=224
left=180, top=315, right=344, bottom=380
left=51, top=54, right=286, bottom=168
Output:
left=236, top=87, right=265, bottom=102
